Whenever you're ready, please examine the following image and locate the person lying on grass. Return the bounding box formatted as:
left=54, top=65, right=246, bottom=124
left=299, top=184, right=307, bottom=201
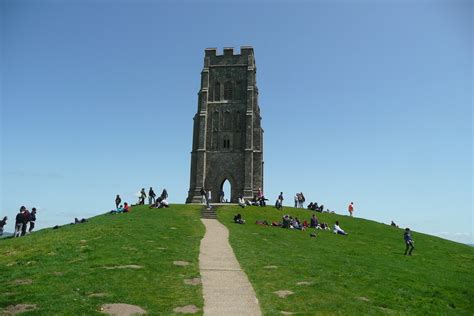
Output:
left=110, top=205, right=124, bottom=214
left=333, top=221, right=348, bottom=236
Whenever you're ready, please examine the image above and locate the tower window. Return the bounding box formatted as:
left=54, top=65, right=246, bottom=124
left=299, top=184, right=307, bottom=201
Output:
left=214, top=82, right=221, bottom=101
left=223, top=137, right=230, bottom=149
left=224, top=81, right=233, bottom=100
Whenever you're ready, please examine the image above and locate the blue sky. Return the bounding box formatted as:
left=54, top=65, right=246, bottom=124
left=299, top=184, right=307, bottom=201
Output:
left=1, top=0, right=472, bottom=244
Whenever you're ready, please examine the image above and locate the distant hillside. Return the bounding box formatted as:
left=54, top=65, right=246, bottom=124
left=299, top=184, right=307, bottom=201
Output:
left=1, top=204, right=473, bottom=315
left=0, top=232, right=13, bottom=238
left=218, top=205, right=474, bottom=315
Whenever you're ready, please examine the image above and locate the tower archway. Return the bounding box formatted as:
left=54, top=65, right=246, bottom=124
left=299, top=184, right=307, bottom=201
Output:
left=220, top=179, right=231, bottom=203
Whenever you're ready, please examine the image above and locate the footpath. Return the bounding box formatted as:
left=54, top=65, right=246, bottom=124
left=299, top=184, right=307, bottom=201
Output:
left=199, top=218, right=261, bottom=315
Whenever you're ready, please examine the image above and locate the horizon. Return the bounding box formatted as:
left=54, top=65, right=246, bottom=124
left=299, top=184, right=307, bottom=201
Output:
left=1, top=0, right=472, bottom=244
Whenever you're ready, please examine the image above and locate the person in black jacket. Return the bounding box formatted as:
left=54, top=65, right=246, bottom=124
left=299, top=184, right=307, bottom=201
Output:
left=15, top=207, right=25, bottom=237
left=0, top=216, right=7, bottom=236
left=115, top=195, right=122, bottom=209
left=148, top=187, right=156, bottom=205
left=29, top=208, right=37, bottom=232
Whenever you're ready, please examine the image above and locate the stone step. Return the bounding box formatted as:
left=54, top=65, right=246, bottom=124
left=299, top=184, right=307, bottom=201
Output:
left=201, top=206, right=217, bottom=219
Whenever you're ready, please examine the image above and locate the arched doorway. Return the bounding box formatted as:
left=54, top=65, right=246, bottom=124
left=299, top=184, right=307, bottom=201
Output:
left=220, top=179, right=231, bottom=203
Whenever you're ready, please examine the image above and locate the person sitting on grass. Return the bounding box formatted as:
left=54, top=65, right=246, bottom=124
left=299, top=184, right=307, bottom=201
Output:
left=123, top=202, right=130, bottom=212
left=234, top=214, right=245, bottom=224
left=404, top=228, right=415, bottom=255
left=310, top=214, right=319, bottom=228
left=110, top=205, right=123, bottom=214
left=333, top=221, right=348, bottom=236
left=282, top=215, right=291, bottom=228
left=238, top=195, right=246, bottom=208
left=74, top=218, right=87, bottom=224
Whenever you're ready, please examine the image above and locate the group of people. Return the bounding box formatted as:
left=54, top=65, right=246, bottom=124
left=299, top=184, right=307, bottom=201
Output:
left=138, top=187, right=168, bottom=205
left=294, top=192, right=306, bottom=208
left=112, top=187, right=170, bottom=213
left=0, top=206, right=39, bottom=238
left=10, top=206, right=37, bottom=237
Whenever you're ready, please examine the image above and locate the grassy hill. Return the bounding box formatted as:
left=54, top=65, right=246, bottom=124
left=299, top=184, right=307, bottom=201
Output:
left=0, top=205, right=204, bottom=315
left=218, top=205, right=474, bottom=315
left=1, top=204, right=473, bottom=315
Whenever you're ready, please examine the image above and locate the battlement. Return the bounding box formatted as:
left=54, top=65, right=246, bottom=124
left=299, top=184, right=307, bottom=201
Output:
left=205, top=46, right=254, bottom=57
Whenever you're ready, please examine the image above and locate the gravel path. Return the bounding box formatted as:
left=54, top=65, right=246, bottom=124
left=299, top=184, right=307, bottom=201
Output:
left=199, top=219, right=261, bottom=316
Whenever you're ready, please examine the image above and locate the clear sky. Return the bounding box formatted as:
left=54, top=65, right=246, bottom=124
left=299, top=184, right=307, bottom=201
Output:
left=1, top=0, right=472, bottom=244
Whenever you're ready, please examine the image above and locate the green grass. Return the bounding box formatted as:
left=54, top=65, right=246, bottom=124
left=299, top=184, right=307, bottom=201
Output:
left=218, top=205, right=474, bottom=315
left=0, top=204, right=205, bottom=315
left=2, top=204, right=473, bottom=315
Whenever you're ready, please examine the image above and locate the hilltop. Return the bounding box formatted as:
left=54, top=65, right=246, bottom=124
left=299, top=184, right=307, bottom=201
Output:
left=0, top=204, right=473, bottom=315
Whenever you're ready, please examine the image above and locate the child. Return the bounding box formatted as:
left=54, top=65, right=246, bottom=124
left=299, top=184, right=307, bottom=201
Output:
left=404, top=228, right=415, bottom=255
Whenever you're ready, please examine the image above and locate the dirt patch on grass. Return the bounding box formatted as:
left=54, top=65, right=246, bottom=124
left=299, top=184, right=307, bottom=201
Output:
left=4, top=250, right=18, bottom=257
left=52, top=271, right=64, bottom=276
left=274, top=290, right=294, bottom=298
left=6, top=262, right=16, bottom=267
left=263, top=265, right=278, bottom=269
left=3, top=304, right=37, bottom=315
left=100, top=303, right=146, bottom=315
left=11, top=279, right=32, bottom=285
left=170, top=227, right=177, bottom=230
left=104, top=265, right=143, bottom=270
left=173, top=261, right=189, bottom=266
left=121, top=246, right=138, bottom=251
left=280, top=312, right=295, bottom=315
left=80, top=240, right=87, bottom=244
left=157, top=247, right=167, bottom=250
left=184, top=278, right=201, bottom=285
left=88, top=293, right=109, bottom=298
left=296, top=281, right=311, bottom=286
left=357, top=296, right=370, bottom=302
left=173, top=305, right=200, bottom=314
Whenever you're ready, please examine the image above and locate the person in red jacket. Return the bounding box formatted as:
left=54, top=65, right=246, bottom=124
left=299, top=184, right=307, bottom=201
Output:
left=348, top=202, right=354, bottom=217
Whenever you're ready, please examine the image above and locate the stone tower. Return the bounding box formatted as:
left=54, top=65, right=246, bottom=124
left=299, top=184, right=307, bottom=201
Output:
left=186, top=47, right=264, bottom=203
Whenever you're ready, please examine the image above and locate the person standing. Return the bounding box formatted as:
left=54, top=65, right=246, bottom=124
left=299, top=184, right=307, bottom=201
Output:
left=29, top=208, right=37, bottom=233
left=161, top=188, right=168, bottom=200
left=21, top=207, right=30, bottom=236
left=348, top=202, right=354, bottom=217
left=15, top=207, right=25, bottom=237
left=139, top=188, right=147, bottom=205
left=404, top=228, right=415, bottom=255
left=200, top=188, right=206, bottom=205
left=276, top=192, right=284, bottom=210
left=0, top=216, right=7, bottom=236
left=294, top=193, right=299, bottom=208
left=115, top=195, right=122, bottom=209
left=149, top=187, right=156, bottom=205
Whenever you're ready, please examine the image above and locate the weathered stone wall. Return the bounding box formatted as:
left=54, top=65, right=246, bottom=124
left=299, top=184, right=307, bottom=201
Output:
left=186, top=47, right=263, bottom=203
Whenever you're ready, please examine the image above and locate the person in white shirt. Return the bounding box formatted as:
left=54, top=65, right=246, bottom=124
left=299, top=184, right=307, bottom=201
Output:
left=333, top=221, right=348, bottom=236
left=238, top=195, right=245, bottom=208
